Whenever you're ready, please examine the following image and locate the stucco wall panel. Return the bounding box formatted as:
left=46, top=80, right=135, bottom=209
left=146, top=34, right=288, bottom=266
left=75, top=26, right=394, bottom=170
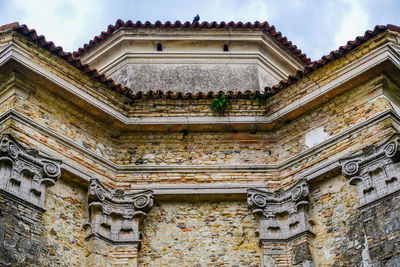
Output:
left=110, top=63, right=277, bottom=94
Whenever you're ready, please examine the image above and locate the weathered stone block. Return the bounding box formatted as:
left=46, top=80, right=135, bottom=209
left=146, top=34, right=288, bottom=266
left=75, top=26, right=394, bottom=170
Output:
left=292, top=242, right=313, bottom=266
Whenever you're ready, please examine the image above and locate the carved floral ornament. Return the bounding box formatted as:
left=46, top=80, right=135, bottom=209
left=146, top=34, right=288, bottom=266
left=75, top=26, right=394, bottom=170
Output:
left=0, top=133, right=62, bottom=209
left=339, top=135, right=400, bottom=206
left=84, top=179, right=154, bottom=245
left=247, top=179, right=314, bottom=242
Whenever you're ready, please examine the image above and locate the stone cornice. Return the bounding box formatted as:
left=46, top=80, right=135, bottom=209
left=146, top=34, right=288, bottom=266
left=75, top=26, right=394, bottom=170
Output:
left=1, top=41, right=400, bottom=130
left=0, top=109, right=398, bottom=191
left=129, top=182, right=268, bottom=196
left=80, top=26, right=305, bottom=76
left=0, top=43, right=128, bottom=119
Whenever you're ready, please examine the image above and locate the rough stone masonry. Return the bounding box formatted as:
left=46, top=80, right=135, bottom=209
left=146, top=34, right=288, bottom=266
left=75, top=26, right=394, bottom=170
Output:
left=1, top=21, right=400, bottom=266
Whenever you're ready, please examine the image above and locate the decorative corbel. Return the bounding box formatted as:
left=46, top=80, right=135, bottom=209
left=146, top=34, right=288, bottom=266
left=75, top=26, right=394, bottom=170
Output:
left=84, top=178, right=153, bottom=246
left=0, top=133, right=62, bottom=210
left=339, top=135, right=400, bottom=207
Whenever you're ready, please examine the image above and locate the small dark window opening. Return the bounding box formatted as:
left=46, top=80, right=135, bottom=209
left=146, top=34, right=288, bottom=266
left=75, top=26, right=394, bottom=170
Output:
left=223, top=44, right=229, bottom=52
left=157, top=43, right=163, bottom=51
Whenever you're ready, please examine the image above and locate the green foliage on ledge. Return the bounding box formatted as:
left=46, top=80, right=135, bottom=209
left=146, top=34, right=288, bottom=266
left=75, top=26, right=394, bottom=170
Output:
left=210, top=94, right=232, bottom=115
left=253, top=96, right=267, bottom=106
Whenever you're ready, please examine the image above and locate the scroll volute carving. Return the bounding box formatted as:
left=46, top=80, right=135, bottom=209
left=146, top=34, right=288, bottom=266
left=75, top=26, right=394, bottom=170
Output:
left=0, top=133, right=62, bottom=209
left=247, top=180, right=313, bottom=242
left=339, top=136, right=400, bottom=206
left=84, top=179, right=154, bottom=245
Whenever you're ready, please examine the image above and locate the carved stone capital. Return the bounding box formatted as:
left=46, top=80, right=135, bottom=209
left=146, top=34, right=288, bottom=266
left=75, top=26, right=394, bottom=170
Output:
left=84, top=179, right=153, bottom=245
left=247, top=179, right=313, bottom=242
left=339, top=135, right=400, bottom=206
left=0, top=133, right=62, bottom=210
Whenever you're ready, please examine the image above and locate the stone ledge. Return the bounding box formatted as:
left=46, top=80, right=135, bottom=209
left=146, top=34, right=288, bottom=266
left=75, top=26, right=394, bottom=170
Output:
left=2, top=42, right=400, bottom=129
left=130, top=182, right=268, bottom=195
left=2, top=109, right=398, bottom=181
left=0, top=189, right=45, bottom=212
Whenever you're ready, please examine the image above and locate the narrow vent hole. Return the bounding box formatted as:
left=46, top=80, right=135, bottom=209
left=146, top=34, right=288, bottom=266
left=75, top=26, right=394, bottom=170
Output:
left=223, top=44, right=229, bottom=52
left=157, top=43, right=163, bottom=51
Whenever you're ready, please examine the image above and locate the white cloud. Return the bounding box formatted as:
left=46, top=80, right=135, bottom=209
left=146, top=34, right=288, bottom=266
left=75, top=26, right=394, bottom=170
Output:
left=333, top=0, right=370, bottom=49
left=195, top=0, right=269, bottom=22
left=6, top=0, right=106, bottom=52
left=233, top=0, right=269, bottom=22
left=2, top=0, right=398, bottom=59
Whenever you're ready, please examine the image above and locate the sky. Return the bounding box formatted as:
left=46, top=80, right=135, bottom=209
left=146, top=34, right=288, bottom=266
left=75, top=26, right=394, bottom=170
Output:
left=0, top=0, right=399, bottom=60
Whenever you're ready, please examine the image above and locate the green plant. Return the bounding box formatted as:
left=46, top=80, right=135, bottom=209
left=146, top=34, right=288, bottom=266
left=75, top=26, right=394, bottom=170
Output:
left=210, top=94, right=232, bottom=114
left=253, top=96, right=267, bottom=106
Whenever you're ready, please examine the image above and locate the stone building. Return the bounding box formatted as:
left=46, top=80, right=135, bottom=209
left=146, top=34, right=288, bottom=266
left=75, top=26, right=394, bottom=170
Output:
left=0, top=19, right=400, bottom=266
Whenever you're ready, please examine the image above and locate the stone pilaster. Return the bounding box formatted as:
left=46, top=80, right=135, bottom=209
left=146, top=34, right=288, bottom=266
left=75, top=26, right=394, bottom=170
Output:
left=0, top=133, right=62, bottom=266
left=84, top=178, right=153, bottom=266
left=339, top=135, right=400, bottom=265
left=248, top=179, right=315, bottom=267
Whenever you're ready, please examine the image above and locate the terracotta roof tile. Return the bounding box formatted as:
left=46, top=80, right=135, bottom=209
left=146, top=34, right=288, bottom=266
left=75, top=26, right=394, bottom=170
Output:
left=73, top=19, right=311, bottom=65
left=264, top=24, right=400, bottom=95
left=2, top=22, right=132, bottom=98
left=0, top=22, right=20, bottom=31
left=2, top=22, right=399, bottom=102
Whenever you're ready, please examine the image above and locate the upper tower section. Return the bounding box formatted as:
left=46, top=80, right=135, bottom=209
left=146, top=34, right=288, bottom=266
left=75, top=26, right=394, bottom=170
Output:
left=74, top=20, right=310, bottom=94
